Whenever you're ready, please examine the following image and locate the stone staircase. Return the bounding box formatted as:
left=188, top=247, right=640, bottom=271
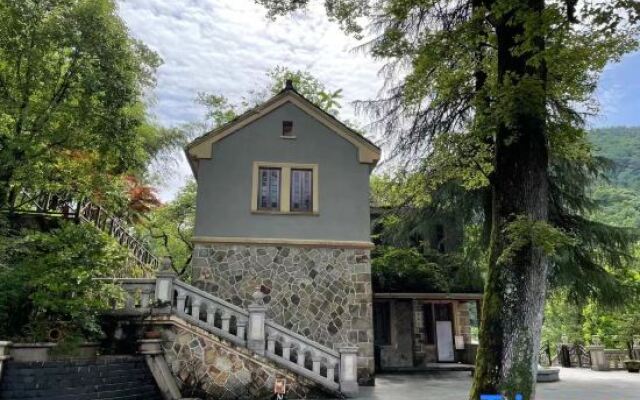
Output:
left=110, top=268, right=360, bottom=397
left=0, top=356, right=162, bottom=400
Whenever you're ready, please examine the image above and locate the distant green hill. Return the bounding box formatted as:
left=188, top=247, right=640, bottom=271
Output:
left=588, top=127, right=640, bottom=227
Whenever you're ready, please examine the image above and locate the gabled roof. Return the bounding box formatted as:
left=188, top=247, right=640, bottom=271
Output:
left=184, top=83, right=382, bottom=177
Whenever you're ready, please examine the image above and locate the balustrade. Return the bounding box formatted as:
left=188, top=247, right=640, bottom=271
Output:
left=110, top=269, right=358, bottom=396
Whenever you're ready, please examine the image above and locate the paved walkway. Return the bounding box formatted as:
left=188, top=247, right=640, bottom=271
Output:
left=356, top=368, right=640, bottom=400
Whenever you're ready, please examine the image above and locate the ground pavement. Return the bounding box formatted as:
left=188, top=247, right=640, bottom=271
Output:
left=356, top=368, right=640, bottom=400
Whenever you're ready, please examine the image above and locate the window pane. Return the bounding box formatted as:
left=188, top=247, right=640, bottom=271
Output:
left=270, top=169, right=280, bottom=208
left=290, top=169, right=312, bottom=211
left=258, top=167, right=280, bottom=210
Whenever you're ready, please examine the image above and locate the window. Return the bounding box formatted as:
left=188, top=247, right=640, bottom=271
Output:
left=290, top=169, right=313, bottom=212
left=282, top=121, right=294, bottom=137
left=251, top=162, right=318, bottom=214
left=374, top=302, right=391, bottom=345
left=258, top=167, right=281, bottom=210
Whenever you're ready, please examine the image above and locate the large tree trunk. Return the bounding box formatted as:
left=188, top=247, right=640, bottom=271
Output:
left=470, top=0, right=549, bottom=399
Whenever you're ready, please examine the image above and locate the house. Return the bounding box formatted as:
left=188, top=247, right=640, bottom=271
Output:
left=369, top=207, right=482, bottom=370
left=185, top=80, right=381, bottom=385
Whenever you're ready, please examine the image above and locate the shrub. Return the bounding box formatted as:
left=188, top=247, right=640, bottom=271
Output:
left=0, top=222, right=137, bottom=341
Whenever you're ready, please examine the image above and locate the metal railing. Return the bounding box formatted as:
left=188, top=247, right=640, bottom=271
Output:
left=5, top=191, right=158, bottom=269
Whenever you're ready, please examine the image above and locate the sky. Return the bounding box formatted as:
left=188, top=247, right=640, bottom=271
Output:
left=117, top=0, right=640, bottom=201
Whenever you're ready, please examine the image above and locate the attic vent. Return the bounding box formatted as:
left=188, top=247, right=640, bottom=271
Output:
left=282, top=121, right=294, bottom=137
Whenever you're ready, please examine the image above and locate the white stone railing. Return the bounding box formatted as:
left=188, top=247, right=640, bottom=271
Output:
left=172, top=280, right=249, bottom=347
left=604, top=349, right=627, bottom=370
left=107, top=263, right=358, bottom=396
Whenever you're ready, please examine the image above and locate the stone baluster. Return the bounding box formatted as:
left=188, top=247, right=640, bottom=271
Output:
left=267, top=334, right=277, bottom=354
left=155, top=257, right=176, bottom=304
left=248, top=287, right=267, bottom=356
left=221, top=311, right=231, bottom=332
left=633, top=335, right=640, bottom=360
left=191, top=298, right=201, bottom=320
left=326, top=359, right=337, bottom=382
left=297, top=345, right=306, bottom=368
left=236, top=319, right=247, bottom=340
left=176, top=290, right=187, bottom=314
left=282, top=340, right=292, bottom=362
left=125, top=291, right=135, bottom=309
left=312, top=355, right=322, bottom=375
left=206, top=304, right=216, bottom=325
left=338, top=346, right=359, bottom=396
left=140, top=289, right=151, bottom=308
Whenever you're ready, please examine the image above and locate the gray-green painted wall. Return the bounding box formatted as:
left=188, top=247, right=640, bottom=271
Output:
left=194, top=102, right=374, bottom=242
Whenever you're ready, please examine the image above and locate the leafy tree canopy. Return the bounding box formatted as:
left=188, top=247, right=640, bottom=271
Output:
left=0, top=0, right=179, bottom=214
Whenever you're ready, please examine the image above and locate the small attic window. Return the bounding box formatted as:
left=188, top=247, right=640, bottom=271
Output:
left=282, top=121, right=295, bottom=138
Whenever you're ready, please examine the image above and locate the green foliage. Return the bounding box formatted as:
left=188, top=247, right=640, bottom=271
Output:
left=138, top=180, right=196, bottom=278
left=498, top=216, right=574, bottom=267
left=263, top=66, right=343, bottom=115
left=372, top=247, right=449, bottom=292
left=371, top=176, right=486, bottom=293
left=372, top=245, right=484, bottom=293
left=589, top=127, right=640, bottom=192
left=0, top=0, right=168, bottom=209
left=0, top=222, right=142, bottom=341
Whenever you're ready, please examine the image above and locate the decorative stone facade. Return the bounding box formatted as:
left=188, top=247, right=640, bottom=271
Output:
left=162, top=325, right=326, bottom=399
left=192, top=243, right=375, bottom=385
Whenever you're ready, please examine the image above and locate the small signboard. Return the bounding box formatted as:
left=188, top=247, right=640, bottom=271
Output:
left=274, top=378, right=286, bottom=399
left=455, top=335, right=465, bottom=350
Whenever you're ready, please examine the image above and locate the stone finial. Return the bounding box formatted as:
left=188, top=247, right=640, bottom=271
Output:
left=591, top=335, right=602, bottom=346
left=633, top=335, right=640, bottom=348
left=561, top=334, right=569, bottom=345
left=161, top=256, right=173, bottom=272
left=251, top=286, right=265, bottom=306
left=285, top=79, right=294, bottom=91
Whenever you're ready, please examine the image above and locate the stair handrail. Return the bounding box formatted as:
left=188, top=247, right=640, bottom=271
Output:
left=107, top=270, right=359, bottom=396
left=6, top=190, right=159, bottom=269
left=265, top=320, right=340, bottom=359
left=173, top=280, right=248, bottom=318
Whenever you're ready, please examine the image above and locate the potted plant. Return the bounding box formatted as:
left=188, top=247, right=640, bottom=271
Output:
left=624, top=360, right=640, bottom=373
left=141, top=299, right=171, bottom=339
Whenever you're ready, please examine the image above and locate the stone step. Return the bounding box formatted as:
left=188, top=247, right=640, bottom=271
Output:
left=0, top=357, right=162, bottom=400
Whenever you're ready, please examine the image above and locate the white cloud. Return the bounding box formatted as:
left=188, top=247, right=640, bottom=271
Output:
left=117, top=0, right=385, bottom=200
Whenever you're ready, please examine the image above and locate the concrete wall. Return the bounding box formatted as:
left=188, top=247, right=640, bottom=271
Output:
left=194, top=102, right=372, bottom=242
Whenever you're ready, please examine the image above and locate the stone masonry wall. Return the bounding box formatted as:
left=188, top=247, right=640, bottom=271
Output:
left=192, top=243, right=375, bottom=385
left=162, top=324, right=325, bottom=399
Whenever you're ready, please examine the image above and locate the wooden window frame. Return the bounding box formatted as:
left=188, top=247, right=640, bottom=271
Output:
left=256, top=167, right=281, bottom=211
left=290, top=168, right=313, bottom=212
left=251, top=162, right=319, bottom=214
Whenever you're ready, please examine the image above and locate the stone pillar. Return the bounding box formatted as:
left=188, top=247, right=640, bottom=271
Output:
left=633, top=336, right=640, bottom=360
left=589, top=335, right=608, bottom=371
left=0, top=341, right=12, bottom=383
left=457, top=301, right=472, bottom=344
left=247, top=287, right=267, bottom=356
left=155, top=257, right=176, bottom=304
left=412, top=299, right=425, bottom=366
left=338, top=346, right=359, bottom=396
